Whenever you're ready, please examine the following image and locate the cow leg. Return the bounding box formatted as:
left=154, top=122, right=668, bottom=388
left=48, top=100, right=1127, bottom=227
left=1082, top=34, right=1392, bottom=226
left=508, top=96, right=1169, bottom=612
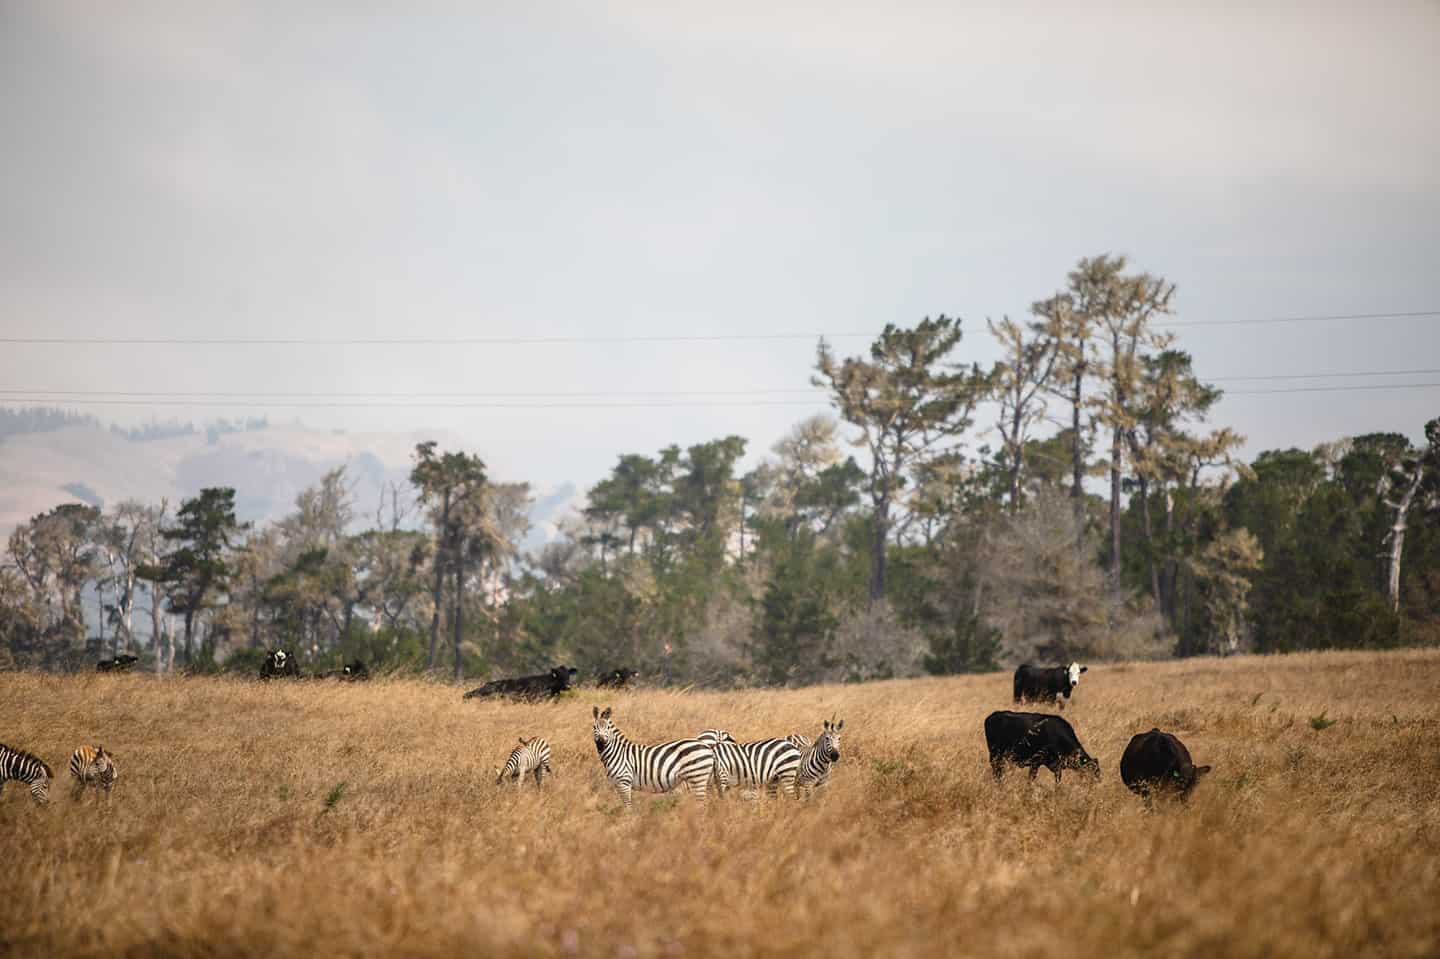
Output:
left=1052, top=766, right=1063, bottom=784
left=1027, top=765, right=1039, bottom=781
left=989, top=755, right=1005, bottom=782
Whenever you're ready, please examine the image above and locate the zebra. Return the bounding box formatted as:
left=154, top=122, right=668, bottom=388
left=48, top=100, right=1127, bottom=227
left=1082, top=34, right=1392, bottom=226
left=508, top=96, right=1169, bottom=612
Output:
left=69, top=745, right=119, bottom=798
left=496, top=737, right=553, bottom=789
left=0, top=743, right=53, bottom=805
left=695, top=729, right=800, bottom=800
left=795, top=718, right=844, bottom=796
left=591, top=706, right=715, bottom=810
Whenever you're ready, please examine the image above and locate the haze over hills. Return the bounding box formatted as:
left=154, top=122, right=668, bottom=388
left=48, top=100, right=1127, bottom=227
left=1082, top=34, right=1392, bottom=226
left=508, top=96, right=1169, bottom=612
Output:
left=0, top=410, right=581, bottom=551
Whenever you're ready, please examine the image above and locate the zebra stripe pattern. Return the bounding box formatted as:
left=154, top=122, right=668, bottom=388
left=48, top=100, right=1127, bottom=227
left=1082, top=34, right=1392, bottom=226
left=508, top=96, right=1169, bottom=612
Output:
left=592, top=706, right=715, bottom=809
left=69, top=745, right=119, bottom=796
left=0, top=743, right=53, bottom=805
left=696, top=730, right=801, bottom=799
left=497, top=737, right=553, bottom=788
left=795, top=719, right=843, bottom=796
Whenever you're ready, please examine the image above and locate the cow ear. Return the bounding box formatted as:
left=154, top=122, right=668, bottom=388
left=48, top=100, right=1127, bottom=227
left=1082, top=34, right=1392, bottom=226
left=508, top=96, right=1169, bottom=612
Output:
left=1080, top=666, right=1088, bottom=673
left=592, top=706, right=599, bottom=719
left=1195, top=765, right=1213, bottom=777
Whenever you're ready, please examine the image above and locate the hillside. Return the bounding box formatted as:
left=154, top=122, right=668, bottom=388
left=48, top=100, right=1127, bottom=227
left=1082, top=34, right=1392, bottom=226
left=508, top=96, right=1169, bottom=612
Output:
left=0, top=420, right=580, bottom=550
left=2, top=650, right=1438, bottom=957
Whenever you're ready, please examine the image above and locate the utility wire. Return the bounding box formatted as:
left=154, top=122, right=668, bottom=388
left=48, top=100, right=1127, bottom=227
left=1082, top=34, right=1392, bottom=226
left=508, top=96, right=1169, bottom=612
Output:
left=2, top=382, right=1440, bottom=409
left=1, top=367, right=1438, bottom=400
left=0, top=310, right=1435, bottom=346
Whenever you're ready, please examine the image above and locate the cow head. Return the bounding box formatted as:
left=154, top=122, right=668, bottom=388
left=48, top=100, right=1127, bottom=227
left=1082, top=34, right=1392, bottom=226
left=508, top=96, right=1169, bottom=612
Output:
left=1071, top=749, right=1102, bottom=780
left=592, top=706, right=617, bottom=752
left=552, top=666, right=577, bottom=688
left=1067, top=662, right=1088, bottom=689
left=820, top=718, right=844, bottom=763
left=272, top=650, right=288, bottom=670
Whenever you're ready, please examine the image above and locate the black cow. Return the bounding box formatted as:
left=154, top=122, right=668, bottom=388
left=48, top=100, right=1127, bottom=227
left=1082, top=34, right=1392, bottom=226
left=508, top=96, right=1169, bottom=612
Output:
left=1013, top=662, right=1088, bottom=709
left=97, top=654, right=139, bottom=673
left=597, top=667, right=639, bottom=689
left=984, top=710, right=1101, bottom=783
left=463, top=665, right=577, bottom=701
left=1120, top=729, right=1211, bottom=801
left=311, top=660, right=371, bottom=681
left=260, top=649, right=300, bottom=680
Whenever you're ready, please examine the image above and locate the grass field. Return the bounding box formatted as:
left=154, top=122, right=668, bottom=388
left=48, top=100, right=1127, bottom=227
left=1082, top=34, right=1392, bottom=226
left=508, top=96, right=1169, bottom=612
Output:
left=3, top=649, right=1440, bottom=958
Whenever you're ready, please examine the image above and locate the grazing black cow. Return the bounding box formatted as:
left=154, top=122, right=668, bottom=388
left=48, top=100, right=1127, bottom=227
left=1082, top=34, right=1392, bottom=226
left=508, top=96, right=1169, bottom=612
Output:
left=463, top=665, right=577, bottom=701
left=260, top=649, right=300, bottom=680
left=311, top=660, right=372, bottom=681
left=597, top=667, right=639, bottom=689
left=1013, top=662, right=1088, bottom=709
left=97, top=654, right=139, bottom=673
left=984, top=710, right=1101, bottom=783
left=1121, top=729, right=1211, bottom=801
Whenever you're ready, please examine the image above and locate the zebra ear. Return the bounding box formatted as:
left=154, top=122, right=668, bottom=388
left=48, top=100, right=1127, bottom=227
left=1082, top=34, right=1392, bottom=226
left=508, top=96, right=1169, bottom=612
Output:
left=823, top=720, right=830, bottom=731
left=601, top=707, right=612, bottom=720
left=837, top=720, right=844, bottom=731
left=518, top=737, right=528, bottom=745
left=593, top=706, right=599, bottom=719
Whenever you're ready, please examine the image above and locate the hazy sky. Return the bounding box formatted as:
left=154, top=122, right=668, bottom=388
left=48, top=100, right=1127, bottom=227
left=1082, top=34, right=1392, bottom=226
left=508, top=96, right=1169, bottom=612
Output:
left=3, top=2, right=1438, bottom=491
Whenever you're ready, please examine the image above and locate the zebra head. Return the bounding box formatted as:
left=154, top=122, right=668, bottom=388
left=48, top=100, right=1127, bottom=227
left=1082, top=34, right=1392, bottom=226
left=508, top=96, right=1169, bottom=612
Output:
left=96, top=747, right=117, bottom=786
left=592, top=706, right=617, bottom=752
left=819, top=718, right=844, bottom=763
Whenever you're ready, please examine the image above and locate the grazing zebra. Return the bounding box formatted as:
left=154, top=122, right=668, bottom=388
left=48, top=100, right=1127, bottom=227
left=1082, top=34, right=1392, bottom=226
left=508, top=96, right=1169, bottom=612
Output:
left=795, top=719, right=844, bottom=796
left=69, top=746, right=118, bottom=798
left=695, top=729, right=801, bottom=799
left=496, top=737, right=553, bottom=788
left=0, top=743, right=53, bottom=805
left=591, top=706, right=715, bottom=810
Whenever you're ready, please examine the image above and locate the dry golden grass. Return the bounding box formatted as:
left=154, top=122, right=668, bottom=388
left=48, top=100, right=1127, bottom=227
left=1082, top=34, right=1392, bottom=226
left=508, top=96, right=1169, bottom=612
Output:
left=3, top=649, right=1440, bottom=958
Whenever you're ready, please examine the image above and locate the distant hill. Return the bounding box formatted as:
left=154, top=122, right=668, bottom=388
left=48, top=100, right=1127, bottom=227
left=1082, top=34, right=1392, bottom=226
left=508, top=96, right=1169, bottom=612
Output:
left=0, top=416, right=580, bottom=552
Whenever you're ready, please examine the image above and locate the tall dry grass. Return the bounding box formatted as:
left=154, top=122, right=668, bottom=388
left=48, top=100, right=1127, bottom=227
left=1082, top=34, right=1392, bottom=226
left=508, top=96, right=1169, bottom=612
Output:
left=2, top=650, right=1439, bottom=958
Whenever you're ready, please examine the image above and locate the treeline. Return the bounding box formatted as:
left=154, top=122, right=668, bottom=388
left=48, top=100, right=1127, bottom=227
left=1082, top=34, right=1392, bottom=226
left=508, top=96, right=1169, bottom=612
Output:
left=2, top=254, right=1437, bottom=682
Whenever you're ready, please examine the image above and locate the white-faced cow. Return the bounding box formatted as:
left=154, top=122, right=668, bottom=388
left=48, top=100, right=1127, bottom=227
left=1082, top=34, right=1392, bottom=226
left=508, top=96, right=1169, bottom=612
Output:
left=1120, top=729, right=1211, bottom=802
left=984, top=710, right=1101, bottom=783
left=1013, top=662, right=1088, bottom=710
left=260, top=649, right=300, bottom=680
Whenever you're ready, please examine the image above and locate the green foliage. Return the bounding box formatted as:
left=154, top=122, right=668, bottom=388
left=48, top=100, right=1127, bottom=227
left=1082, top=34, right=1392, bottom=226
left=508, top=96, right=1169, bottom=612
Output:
left=1309, top=711, right=1336, bottom=731
left=324, top=781, right=348, bottom=810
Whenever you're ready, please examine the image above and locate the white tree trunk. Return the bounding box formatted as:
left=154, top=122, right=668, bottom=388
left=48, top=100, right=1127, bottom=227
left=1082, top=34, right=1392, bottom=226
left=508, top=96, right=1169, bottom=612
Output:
left=1387, top=468, right=1423, bottom=613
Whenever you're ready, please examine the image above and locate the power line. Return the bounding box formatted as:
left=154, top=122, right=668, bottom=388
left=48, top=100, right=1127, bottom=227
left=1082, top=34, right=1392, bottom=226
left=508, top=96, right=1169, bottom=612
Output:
left=1164, top=310, right=1440, bottom=328
left=1, top=367, right=1438, bottom=400
left=2, top=382, right=1440, bottom=409
left=0, top=310, right=1435, bottom=346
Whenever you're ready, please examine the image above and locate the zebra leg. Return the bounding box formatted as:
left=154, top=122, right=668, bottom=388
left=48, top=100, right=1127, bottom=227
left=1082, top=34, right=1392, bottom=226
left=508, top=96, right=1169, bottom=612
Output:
left=778, top=769, right=798, bottom=800
left=533, top=767, right=544, bottom=789
left=613, top=781, right=633, bottom=810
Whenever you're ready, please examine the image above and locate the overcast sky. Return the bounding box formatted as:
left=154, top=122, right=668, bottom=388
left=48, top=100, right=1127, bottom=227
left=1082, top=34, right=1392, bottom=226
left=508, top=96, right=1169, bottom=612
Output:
left=2, top=2, right=1438, bottom=491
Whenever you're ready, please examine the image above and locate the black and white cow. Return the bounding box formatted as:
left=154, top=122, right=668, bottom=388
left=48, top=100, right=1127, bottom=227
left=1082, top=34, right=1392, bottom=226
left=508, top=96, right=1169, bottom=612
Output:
left=97, top=654, right=139, bottom=673
left=1120, top=729, right=1211, bottom=801
left=597, top=667, right=639, bottom=689
left=260, top=649, right=300, bottom=680
left=1013, top=662, right=1088, bottom=709
left=463, top=665, right=577, bottom=701
left=984, top=710, right=1101, bottom=783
